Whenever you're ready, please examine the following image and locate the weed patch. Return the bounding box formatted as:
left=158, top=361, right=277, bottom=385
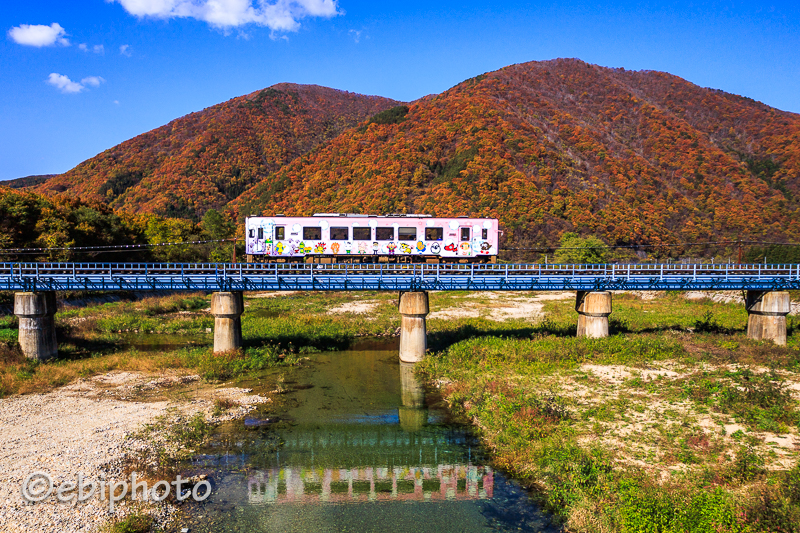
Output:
left=102, top=511, right=154, bottom=533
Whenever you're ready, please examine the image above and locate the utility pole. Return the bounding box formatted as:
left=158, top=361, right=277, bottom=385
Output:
left=737, top=239, right=742, bottom=265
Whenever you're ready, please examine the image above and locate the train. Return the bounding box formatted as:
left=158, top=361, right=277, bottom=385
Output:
left=245, top=214, right=501, bottom=263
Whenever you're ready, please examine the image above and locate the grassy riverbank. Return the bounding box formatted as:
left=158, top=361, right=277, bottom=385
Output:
left=419, top=293, right=800, bottom=532
left=2, top=290, right=799, bottom=532
left=0, top=291, right=395, bottom=396
left=0, top=289, right=577, bottom=396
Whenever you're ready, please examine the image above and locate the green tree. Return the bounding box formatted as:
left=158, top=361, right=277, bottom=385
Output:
left=202, top=209, right=235, bottom=241
left=554, top=232, right=609, bottom=264
left=144, top=217, right=199, bottom=262
left=201, top=209, right=235, bottom=262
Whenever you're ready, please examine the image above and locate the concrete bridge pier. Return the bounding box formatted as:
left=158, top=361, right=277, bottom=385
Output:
left=576, top=291, right=612, bottom=338
left=399, top=292, right=429, bottom=363
left=399, top=362, right=428, bottom=432
left=211, top=291, right=244, bottom=353
left=745, top=291, right=790, bottom=346
left=14, top=291, right=58, bottom=361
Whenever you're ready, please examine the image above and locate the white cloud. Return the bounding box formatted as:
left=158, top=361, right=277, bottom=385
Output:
left=8, top=23, right=70, bottom=47
left=109, top=0, right=340, bottom=31
left=46, top=73, right=106, bottom=94
left=348, top=29, right=361, bottom=43
left=46, top=73, right=84, bottom=93
left=119, top=44, right=132, bottom=56
left=79, top=43, right=105, bottom=53
left=81, top=76, right=106, bottom=87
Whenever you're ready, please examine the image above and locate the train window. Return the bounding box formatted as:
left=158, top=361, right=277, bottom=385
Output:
left=398, top=227, right=416, bottom=241
left=461, top=228, right=470, bottom=241
left=482, top=228, right=488, bottom=239
left=257, top=228, right=263, bottom=240
left=303, top=227, right=322, bottom=240
left=425, top=227, right=443, bottom=241
left=248, top=229, right=255, bottom=239
left=353, top=227, right=371, bottom=240
left=330, top=227, right=348, bottom=240
left=376, top=227, right=394, bottom=241
left=275, top=227, right=285, bottom=240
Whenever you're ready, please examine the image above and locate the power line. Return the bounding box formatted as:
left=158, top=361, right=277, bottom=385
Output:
left=1, top=238, right=796, bottom=256
left=500, top=240, right=800, bottom=252
left=0, top=238, right=233, bottom=254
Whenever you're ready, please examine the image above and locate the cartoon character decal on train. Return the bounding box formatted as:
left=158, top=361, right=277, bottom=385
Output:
left=245, top=214, right=500, bottom=263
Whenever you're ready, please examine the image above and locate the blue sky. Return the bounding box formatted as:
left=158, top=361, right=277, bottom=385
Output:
left=2, top=1, right=799, bottom=181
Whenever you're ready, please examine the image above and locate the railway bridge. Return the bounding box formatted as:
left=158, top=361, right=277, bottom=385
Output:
left=2, top=262, right=798, bottom=361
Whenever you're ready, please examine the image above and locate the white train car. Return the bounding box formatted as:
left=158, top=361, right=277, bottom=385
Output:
left=245, top=214, right=500, bottom=263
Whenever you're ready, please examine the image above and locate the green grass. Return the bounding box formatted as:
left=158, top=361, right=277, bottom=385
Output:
left=103, top=512, right=154, bottom=533
left=417, top=292, right=800, bottom=532
left=2, top=288, right=800, bottom=532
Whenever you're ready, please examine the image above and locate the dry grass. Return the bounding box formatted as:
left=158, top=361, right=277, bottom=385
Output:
left=0, top=345, right=195, bottom=397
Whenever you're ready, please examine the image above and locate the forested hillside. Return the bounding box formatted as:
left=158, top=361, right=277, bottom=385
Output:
left=0, top=187, right=235, bottom=262
left=35, top=84, right=400, bottom=219
left=32, top=59, right=800, bottom=256
left=234, top=59, right=800, bottom=254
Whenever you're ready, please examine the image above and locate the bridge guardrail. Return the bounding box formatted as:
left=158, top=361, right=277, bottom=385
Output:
left=1, top=262, right=799, bottom=292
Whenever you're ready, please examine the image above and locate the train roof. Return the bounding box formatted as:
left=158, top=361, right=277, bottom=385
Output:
left=248, top=214, right=495, bottom=219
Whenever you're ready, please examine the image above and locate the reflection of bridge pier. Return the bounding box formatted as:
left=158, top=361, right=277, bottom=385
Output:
left=399, top=362, right=428, bottom=432
left=248, top=464, right=494, bottom=504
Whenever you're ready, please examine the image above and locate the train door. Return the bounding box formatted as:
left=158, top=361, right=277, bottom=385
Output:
left=458, top=224, right=473, bottom=258
left=273, top=224, right=285, bottom=259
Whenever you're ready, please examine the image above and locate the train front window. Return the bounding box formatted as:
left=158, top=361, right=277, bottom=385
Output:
left=398, top=227, right=416, bottom=241
left=376, top=227, right=394, bottom=241
left=353, top=227, right=371, bottom=240
left=425, top=227, right=443, bottom=241
left=461, top=228, right=470, bottom=241
left=303, top=227, right=322, bottom=240
left=482, top=228, right=488, bottom=239
left=330, top=227, right=348, bottom=240
left=257, top=228, right=263, bottom=240
left=275, top=227, right=285, bottom=240
left=248, top=229, right=255, bottom=239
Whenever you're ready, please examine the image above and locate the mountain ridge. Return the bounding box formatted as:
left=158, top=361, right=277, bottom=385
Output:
left=35, top=83, right=402, bottom=218
left=34, top=58, right=800, bottom=253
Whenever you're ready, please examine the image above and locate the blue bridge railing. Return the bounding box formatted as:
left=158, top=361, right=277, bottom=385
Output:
left=1, top=262, right=799, bottom=292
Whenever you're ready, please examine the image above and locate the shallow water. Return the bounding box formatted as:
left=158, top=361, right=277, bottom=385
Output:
left=181, top=339, right=555, bottom=532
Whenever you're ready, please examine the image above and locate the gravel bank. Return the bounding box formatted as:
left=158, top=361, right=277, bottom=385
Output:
left=0, top=372, right=271, bottom=532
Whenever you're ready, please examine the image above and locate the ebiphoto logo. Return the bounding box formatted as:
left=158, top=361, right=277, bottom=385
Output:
left=21, top=471, right=211, bottom=511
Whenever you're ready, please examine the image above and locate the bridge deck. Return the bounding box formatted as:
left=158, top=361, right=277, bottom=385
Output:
left=1, top=262, right=799, bottom=291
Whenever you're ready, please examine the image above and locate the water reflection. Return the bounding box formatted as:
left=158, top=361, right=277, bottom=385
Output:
left=248, top=464, right=493, bottom=504
left=184, top=341, right=554, bottom=532
left=399, top=362, right=428, bottom=432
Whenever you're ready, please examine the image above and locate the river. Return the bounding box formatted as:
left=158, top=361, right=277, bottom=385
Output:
left=181, top=339, right=556, bottom=532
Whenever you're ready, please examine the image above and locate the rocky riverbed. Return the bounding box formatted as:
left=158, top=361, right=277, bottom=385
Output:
left=0, top=371, right=271, bottom=532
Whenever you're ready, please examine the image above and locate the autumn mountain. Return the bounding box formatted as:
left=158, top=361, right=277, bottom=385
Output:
left=36, top=59, right=800, bottom=252
left=36, top=84, right=400, bottom=217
